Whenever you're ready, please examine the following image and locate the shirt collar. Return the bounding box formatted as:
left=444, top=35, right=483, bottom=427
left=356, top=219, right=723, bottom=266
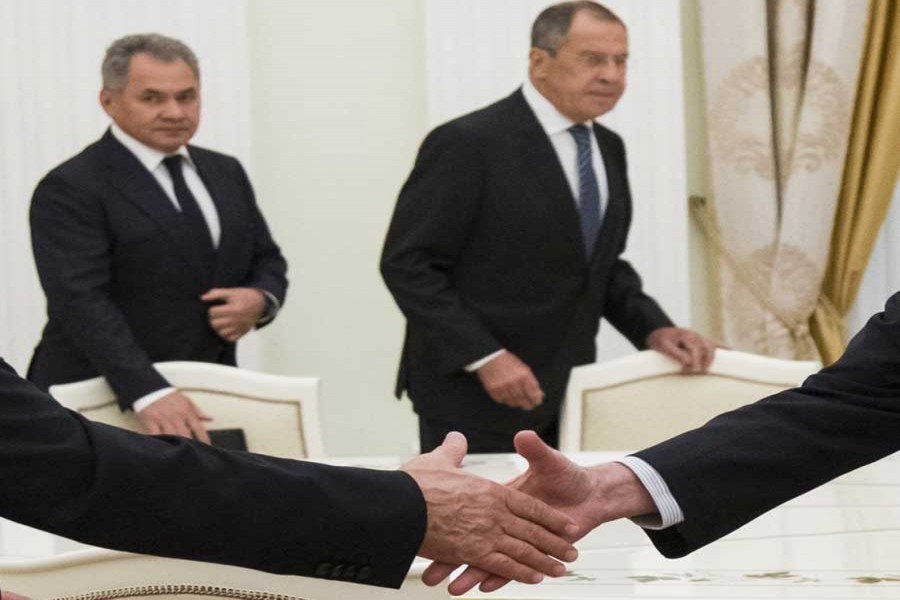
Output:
left=109, top=122, right=193, bottom=172
left=522, top=79, right=594, bottom=136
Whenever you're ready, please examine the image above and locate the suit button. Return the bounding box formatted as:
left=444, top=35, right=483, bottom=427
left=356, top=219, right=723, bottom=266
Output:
left=357, top=566, right=372, bottom=581
left=332, top=564, right=345, bottom=578
left=344, top=565, right=357, bottom=579
left=315, top=563, right=332, bottom=578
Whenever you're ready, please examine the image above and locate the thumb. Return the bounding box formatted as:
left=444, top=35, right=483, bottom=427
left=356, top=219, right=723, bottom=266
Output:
left=430, top=431, right=468, bottom=468
left=514, top=430, right=563, bottom=474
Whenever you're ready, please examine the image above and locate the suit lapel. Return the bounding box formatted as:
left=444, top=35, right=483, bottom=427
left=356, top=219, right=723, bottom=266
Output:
left=590, top=123, right=626, bottom=264
left=510, top=91, right=587, bottom=266
left=190, top=149, right=241, bottom=285
left=99, top=130, right=208, bottom=283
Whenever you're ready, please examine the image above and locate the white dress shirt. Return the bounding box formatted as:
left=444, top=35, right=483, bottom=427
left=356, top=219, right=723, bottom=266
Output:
left=617, top=455, right=685, bottom=528
left=110, top=124, right=221, bottom=413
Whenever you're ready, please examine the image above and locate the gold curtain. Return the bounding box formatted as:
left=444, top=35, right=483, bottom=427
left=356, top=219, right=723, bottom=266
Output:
left=810, top=0, right=900, bottom=364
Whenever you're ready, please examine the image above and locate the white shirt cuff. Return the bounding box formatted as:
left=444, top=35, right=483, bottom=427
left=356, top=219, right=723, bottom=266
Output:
left=465, top=349, right=506, bottom=372
left=132, top=387, right=176, bottom=413
left=617, top=456, right=685, bottom=530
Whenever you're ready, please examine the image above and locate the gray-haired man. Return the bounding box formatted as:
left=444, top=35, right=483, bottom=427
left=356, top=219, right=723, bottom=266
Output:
left=28, top=33, right=288, bottom=441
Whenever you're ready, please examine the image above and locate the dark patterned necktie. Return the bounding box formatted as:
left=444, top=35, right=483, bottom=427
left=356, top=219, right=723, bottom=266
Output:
left=568, top=124, right=602, bottom=256
left=162, top=155, right=216, bottom=275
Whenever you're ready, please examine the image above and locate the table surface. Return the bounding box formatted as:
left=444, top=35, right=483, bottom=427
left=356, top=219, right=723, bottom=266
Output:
left=5, top=451, right=900, bottom=599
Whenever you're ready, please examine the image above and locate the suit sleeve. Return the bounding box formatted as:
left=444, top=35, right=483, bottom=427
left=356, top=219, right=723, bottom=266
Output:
left=0, top=359, right=425, bottom=588
left=30, top=174, right=169, bottom=406
left=633, top=291, right=900, bottom=557
left=381, top=124, right=502, bottom=373
left=601, top=135, right=674, bottom=348
left=232, top=159, right=288, bottom=319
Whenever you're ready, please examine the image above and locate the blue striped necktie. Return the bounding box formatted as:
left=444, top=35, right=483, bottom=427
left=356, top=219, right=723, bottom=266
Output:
left=567, top=124, right=601, bottom=256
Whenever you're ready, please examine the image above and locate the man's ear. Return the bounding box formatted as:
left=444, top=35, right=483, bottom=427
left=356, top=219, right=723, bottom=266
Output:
left=99, top=89, right=115, bottom=117
left=529, top=47, right=546, bottom=76
left=529, top=47, right=554, bottom=82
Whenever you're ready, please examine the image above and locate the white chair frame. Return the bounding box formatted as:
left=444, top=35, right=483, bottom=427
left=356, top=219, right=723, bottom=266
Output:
left=559, top=349, right=820, bottom=451
left=49, top=361, right=324, bottom=459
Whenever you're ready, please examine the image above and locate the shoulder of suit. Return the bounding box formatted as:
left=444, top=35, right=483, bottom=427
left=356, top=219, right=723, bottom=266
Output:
left=425, top=90, right=523, bottom=144
left=37, top=136, right=110, bottom=190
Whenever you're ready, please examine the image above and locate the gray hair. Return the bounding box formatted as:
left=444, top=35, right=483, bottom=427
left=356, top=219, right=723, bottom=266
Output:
left=531, top=1, right=624, bottom=55
left=102, top=33, right=200, bottom=91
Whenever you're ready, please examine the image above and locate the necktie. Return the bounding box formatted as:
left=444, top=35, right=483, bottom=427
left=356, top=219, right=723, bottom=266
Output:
left=567, top=124, right=602, bottom=256
left=162, top=155, right=216, bottom=276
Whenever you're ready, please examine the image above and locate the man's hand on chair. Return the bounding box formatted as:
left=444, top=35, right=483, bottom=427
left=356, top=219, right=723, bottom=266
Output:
left=136, top=390, right=212, bottom=443
left=646, top=326, right=717, bottom=373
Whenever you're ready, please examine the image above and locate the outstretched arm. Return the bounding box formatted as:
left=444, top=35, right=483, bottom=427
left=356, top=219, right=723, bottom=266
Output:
left=1, top=361, right=577, bottom=589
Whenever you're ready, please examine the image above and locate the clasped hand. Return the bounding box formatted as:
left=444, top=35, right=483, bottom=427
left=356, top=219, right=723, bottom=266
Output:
left=401, top=432, right=579, bottom=589
left=421, top=431, right=657, bottom=595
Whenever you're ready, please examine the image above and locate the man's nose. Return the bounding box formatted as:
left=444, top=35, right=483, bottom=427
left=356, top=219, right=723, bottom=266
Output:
left=160, top=98, right=186, bottom=119
left=595, top=62, right=624, bottom=83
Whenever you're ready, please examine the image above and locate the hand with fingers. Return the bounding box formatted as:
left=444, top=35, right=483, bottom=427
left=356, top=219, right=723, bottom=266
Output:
left=135, top=390, right=213, bottom=443
left=1, top=591, right=33, bottom=600
left=646, top=326, right=718, bottom=374
left=424, top=430, right=657, bottom=595
left=201, top=287, right=267, bottom=343
left=476, top=352, right=545, bottom=410
left=401, top=432, right=580, bottom=589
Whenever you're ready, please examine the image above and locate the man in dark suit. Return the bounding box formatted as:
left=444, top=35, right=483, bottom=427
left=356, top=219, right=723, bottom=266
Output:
left=28, top=34, right=288, bottom=442
left=381, top=1, right=716, bottom=453
left=432, top=291, right=900, bottom=595
left=0, top=358, right=580, bottom=591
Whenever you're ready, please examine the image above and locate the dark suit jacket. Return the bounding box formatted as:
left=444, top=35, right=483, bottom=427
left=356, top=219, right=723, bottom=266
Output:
left=634, top=291, right=900, bottom=558
left=381, top=89, right=672, bottom=433
left=28, top=130, right=288, bottom=409
left=0, top=358, right=424, bottom=588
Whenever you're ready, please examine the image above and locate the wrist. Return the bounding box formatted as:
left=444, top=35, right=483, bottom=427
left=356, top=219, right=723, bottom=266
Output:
left=254, top=289, right=278, bottom=324
left=588, top=462, right=657, bottom=521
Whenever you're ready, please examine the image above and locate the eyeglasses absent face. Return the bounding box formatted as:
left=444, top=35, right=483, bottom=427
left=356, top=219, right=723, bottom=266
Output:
left=100, top=53, right=201, bottom=153
left=530, top=13, right=628, bottom=123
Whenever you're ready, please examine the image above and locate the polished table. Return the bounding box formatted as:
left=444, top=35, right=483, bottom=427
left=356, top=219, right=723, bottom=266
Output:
left=3, top=451, right=900, bottom=599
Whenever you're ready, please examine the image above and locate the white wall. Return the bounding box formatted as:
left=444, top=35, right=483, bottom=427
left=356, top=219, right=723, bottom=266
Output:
left=246, top=0, right=426, bottom=456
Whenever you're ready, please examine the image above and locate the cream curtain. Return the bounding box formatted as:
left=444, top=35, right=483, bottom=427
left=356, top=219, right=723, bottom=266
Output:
left=810, top=0, right=900, bottom=363
left=699, top=0, right=869, bottom=359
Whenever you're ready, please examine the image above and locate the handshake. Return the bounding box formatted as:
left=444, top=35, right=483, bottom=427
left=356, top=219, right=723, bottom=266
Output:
left=401, top=430, right=657, bottom=595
